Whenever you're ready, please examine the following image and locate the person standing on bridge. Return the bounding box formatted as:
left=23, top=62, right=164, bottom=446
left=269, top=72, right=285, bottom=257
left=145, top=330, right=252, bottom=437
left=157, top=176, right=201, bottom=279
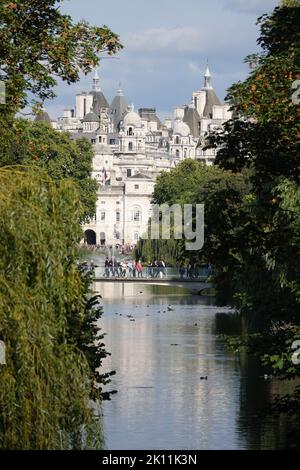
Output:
left=147, top=261, right=153, bottom=278
left=136, top=259, right=143, bottom=278
left=179, top=264, right=185, bottom=280
left=160, top=260, right=166, bottom=278
left=127, top=260, right=133, bottom=277
left=104, top=257, right=110, bottom=277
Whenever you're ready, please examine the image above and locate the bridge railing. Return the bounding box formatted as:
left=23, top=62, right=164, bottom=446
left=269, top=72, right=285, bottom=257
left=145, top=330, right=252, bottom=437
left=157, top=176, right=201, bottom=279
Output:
left=94, top=265, right=209, bottom=281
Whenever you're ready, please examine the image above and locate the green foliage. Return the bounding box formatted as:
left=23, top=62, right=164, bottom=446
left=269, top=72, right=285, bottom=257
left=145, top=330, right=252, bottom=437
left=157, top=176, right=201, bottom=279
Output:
left=0, top=167, right=104, bottom=449
left=0, top=0, right=122, bottom=114
left=138, top=159, right=251, bottom=272
left=208, top=5, right=300, bottom=412
left=0, top=119, right=98, bottom=221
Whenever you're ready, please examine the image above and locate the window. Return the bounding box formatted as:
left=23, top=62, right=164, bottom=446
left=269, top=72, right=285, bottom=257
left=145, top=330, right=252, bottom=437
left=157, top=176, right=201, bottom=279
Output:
left=127, top=169, right=132, bottom=177
left=101, top=201, right=106, bottom=205
left=91, top=138, right=96, bottom=144
left=134, top=184, right=139, bottom=190
left=100, top=212, right=106, bottom=221
left=184, top=148, right=187, bottom=157
left=115, top=231, right=120, bottom=240
left=175, top=136, right=180, bottom=144
left=176, top=149, right=180, bottom=157
left=109, top=139, right=116, bottom=145
left=134, top=232, right=139, bottom=241
left=128, top=127, right=133, bottom=136
left=116, top=211, right=120, bottom=222
left=99, top=136, right=102, bottom=143
left=133, top=207, right=141, bottom=223
left=116, top=201, right=120, bottom=205
left=128, top=142, right=133, bottom=151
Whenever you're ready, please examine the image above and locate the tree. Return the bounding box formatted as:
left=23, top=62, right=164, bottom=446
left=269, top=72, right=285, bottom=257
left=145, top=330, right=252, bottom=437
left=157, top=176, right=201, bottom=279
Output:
left=204, top=5, right=300, bottom=412
left=0, top=0, right=119, bottom=448
left=0, top=167, right=107, bottom=449
left=0, top=0, right=122, bottom=219
left=136, top=159, right=251, bottom=276
left=0, top=0, right=122, bottom=115
left=0, top=119, right=98, bottom=221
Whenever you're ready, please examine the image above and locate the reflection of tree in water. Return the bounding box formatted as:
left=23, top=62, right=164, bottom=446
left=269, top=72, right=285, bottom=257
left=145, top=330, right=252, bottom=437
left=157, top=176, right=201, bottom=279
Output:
left=215, top=313, right=300, bottom=449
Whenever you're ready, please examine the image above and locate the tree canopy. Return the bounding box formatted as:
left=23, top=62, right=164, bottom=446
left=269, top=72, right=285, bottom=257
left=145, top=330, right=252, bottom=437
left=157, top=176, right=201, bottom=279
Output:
left=0, top=119, right=98, bottom=221
left=0, top=167, right=107, bottom=449
left=0, top=0, right=120, bottom=448
left=0, top=0, right=122, bottom=114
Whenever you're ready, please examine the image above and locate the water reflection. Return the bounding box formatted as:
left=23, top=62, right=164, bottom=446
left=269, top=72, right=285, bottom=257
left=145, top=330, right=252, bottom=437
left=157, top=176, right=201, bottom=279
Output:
left=97, top=282, right=299, bottom=450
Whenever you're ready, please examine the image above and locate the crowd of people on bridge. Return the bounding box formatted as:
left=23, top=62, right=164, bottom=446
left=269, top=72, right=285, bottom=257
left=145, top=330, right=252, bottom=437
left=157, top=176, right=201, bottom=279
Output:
left=103, top=258, right=168, bottom=278
left=178, top=262, right=213, bottom=280
left=101, top=258, right=213, bottom=280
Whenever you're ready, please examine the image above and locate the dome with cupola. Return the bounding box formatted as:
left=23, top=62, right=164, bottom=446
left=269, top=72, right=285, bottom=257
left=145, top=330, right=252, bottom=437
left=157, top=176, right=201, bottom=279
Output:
left=173, top=119, right=190, bottom=137
left=123, top=104, right=142, bottom=127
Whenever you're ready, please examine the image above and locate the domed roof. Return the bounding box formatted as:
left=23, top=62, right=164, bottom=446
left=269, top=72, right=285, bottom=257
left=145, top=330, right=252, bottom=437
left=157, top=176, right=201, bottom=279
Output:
left=82, top=111, right=99, bottom=123
left=173, top=119, right=190, bottom=137
left=123, top=105, right=142, bottom=128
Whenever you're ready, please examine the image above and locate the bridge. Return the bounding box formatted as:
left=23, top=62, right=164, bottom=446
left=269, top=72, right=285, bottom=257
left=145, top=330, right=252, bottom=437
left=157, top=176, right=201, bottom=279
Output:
left=93, top=267, right=213, bottom=295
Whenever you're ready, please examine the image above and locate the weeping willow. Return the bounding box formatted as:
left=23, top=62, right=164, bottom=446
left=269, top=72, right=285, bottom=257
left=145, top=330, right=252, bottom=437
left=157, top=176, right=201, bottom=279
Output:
left=0, top=167, right=103, bottom=449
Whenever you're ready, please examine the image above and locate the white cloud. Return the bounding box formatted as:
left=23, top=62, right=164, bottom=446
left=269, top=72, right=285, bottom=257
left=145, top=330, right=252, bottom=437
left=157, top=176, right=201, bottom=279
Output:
left=225, top=0, right=279, bottom=14
left=125, top=27, right=203, bottom=53
left=188, top=61, right=202, bottom=74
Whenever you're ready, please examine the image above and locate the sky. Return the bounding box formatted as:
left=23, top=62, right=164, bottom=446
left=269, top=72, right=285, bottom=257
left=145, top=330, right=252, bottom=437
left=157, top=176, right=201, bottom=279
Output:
left=48, top=0, right=279, bottom=120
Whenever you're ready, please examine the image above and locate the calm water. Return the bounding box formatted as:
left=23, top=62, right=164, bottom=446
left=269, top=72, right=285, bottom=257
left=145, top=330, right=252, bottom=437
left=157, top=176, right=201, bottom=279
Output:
left=94, top=280, right=299, bottom=450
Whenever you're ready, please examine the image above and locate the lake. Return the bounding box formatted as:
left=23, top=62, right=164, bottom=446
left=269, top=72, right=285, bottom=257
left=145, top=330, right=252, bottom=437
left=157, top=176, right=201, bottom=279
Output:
left=94, top=280, right=299, bottom=450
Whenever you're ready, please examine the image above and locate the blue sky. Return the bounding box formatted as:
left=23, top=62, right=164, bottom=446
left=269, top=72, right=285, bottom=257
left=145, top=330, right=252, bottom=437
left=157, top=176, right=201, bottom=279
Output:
left=48, top=0, right=279, bottom=119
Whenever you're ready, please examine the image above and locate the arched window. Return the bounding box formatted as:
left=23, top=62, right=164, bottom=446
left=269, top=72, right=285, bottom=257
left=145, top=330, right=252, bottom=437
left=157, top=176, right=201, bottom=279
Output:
left=100, top=232, right=106, bottom=246
left=128, top=127, right=133, bottom=136
left=175, top=136, right=180, bottom=144
left=176, top=149, right=180, bottom=157
left=184, top=148, right=187, bottom=158
left=132, top=206, right=141, bottom=223
left=84, top=230, right=96, bottom=245
left=128, top=142, right=133, bottom=151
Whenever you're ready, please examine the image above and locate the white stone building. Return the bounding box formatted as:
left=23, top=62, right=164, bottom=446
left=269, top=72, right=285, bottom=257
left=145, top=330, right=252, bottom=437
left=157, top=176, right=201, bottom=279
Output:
left=48, top=65, right=231, bottom=246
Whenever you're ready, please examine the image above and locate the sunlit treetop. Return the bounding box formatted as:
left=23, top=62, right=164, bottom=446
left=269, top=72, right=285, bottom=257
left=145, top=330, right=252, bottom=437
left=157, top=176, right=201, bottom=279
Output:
left=0, top=0, right=123, bottom=113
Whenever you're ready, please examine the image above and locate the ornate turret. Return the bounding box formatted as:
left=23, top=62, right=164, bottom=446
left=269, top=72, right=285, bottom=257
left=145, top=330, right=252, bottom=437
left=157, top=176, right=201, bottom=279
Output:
left=90, top=69, right=109, bottom=114
left=92, top=70, right=101, bottom=92
left=202, top=64, right=222, bottom=118
left=203, top=64, right=213, bottom=90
